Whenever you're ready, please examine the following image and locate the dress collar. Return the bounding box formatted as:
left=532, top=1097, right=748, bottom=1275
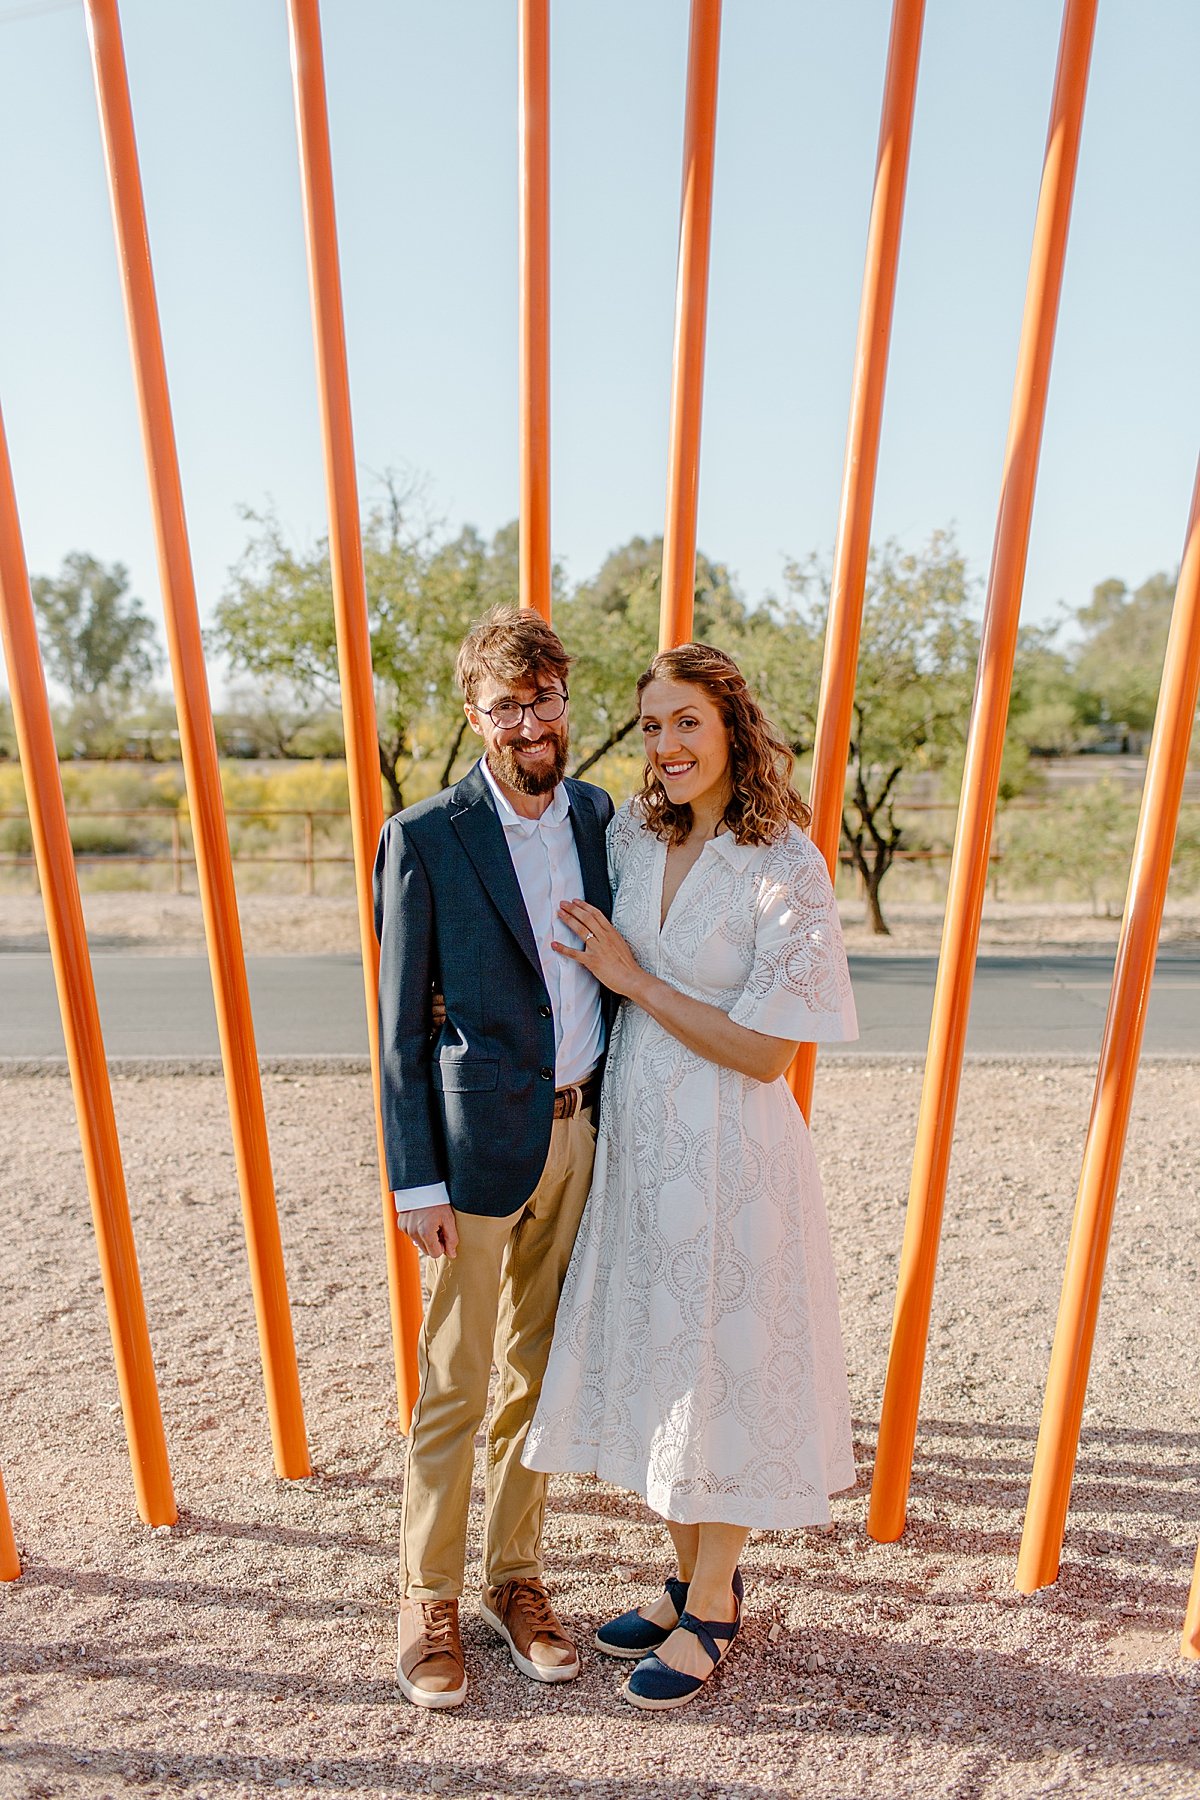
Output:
left=480, top=756, right=570, bottom=832
left=705, top=829, right=761, bottom=871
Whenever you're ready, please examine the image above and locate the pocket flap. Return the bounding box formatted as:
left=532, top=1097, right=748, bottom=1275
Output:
left=434, top=1056, right=500, bottom=1094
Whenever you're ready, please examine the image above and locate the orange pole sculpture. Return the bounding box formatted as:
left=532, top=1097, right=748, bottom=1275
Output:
left=1016, top=456, right=1200, bottom=1594
left=84, top=0, right=309, bottom=1478
left=0, top=1468, right=19, bottom=1580
left=789, top=0, right=925, bottom=1120
left=868, top=0, right=1097, bottom=1543
left=658, top=0, right=721, bottom=652
left=519, top=0, right=551, bottom=621
left=1183, top=1543, right=1200, bottom=1661
left=285, top=0, right=422, bottom=1430
left=0, top=400, right=175, bottom=1527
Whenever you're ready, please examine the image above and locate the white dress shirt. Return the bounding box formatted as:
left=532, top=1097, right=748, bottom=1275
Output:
left=395, top=760, right=605, bottom=1215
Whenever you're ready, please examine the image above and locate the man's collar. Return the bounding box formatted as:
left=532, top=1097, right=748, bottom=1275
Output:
left=479, top=756, right=570, bottom=829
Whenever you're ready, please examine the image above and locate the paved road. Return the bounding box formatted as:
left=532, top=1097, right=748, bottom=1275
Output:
left=1, top=950, right=1198, bottom=1060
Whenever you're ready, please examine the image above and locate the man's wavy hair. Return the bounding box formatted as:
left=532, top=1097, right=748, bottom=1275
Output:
left=636, top=643, right=810, bottom=848
left=455, top=604, right=572, bottom=704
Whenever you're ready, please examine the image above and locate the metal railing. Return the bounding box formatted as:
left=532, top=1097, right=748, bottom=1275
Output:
left=0, top=806, right=354, bottom=895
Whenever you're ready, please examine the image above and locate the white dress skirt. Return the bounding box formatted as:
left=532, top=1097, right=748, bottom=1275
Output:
left=523, top=799, right=859, bottom=1529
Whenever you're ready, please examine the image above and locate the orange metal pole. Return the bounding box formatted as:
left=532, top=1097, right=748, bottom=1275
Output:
left=285, top=0, right=422, bottom=1431
left=519, top=0, right=551, bottom=621
left=658, top=0, right=722, bottom=652
left=1183, top=1542, right=1200, bottom=1660
left=0, top=400, right=175, bottom=1527
left=868, top=0, right=1097, bottom=1544
left=84, top=0, right=309, bottom=1479
left=789, top=0, right=925, bottom=1120
left=1016, top=457, right=1200, bottom=1593
left=0, top=1467, right=19, bottom=1580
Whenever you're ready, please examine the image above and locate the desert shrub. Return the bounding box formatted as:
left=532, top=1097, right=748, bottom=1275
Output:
left=1002, top=782, right=1140, bottom=914
left=0, top=767, right=27, bottom=811
left=0, top=815, right=32, bottom=855
left=67, top=816, right=144, bottom=856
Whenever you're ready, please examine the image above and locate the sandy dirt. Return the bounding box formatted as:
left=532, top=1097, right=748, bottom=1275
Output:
left=1, top=1054, right=1198, bottom=1800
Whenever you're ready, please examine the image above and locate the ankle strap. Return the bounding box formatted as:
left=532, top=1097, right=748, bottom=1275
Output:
left=676, top=1608, right=737, bottom=1667
left=664, top=1576, right=689, bottom=1615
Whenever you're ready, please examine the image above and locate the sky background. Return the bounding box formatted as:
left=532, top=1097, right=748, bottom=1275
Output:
left=1, top=0, right=1198, bottom=697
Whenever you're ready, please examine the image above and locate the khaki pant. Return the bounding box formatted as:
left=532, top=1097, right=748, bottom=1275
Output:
left=400, top=1105, right=597, bottom=1601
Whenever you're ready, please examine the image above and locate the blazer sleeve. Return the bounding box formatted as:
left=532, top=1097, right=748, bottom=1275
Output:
left=372, top=819, right=444, bottom=1192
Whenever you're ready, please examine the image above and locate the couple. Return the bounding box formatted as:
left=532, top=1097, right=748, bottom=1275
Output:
left=372, top=605, right=857, bottom=1714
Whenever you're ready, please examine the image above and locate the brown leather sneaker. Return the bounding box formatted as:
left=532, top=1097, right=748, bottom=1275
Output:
left=396, top=1597, right=468, bottom=1710
left=481, top=1578, right=580, bottom=1684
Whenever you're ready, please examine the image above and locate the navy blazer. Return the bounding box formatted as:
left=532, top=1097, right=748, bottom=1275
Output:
left=373, top=760, right=614, bottom=1217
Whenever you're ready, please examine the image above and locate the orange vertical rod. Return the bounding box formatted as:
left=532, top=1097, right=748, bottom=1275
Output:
left=658, top=0, right=722, bottom=652
left=0, top=1467, right=19, bottom=1580
left=519, top=0, right=551, bottom=621
left=0, top=400, right=175, bottom=1527
left=1183, top=1542, right=1200, bottom=1660
left=868, top=0, right=1097, bottom=1543
left=285, top=0, right=422, bottom=1429
left=83, top=0, right=309, bottom=1478
left=789, top=0, right=925, bottom=1120
left=1017, top=457, right=1200, bottom=1593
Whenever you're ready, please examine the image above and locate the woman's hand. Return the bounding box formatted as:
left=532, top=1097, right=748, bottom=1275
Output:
left=553, top=900, right=646, bottom=1000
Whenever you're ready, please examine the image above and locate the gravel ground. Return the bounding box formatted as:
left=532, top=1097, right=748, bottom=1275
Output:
left=2, top=1056, right=1198, bottom=1800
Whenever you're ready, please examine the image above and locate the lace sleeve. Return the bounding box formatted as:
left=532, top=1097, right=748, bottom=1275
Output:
left=606, top=797, right=644, bottom=897
left=727, top=831, right=858, bottom=1043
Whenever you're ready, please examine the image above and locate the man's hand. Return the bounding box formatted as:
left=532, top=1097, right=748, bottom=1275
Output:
left=395, top=1201, right=459, bottom=1260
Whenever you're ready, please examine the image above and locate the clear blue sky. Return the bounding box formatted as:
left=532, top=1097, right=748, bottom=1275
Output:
left=1, top=0, right=1198, bottom=694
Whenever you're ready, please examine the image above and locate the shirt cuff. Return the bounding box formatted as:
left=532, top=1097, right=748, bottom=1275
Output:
left=393, top=1181, right=451, bottom=1217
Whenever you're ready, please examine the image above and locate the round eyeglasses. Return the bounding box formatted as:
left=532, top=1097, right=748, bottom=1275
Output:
left=476, top=690, right=568, bottom=730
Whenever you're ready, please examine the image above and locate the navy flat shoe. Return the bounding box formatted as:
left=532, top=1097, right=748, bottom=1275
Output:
left=620, top=1570, right=743, bottom=1710
left=594, top=1576, right=690, bottom=1660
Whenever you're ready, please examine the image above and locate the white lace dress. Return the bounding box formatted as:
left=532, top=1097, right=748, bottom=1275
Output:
left=523, top=799, right=859, bottom=1529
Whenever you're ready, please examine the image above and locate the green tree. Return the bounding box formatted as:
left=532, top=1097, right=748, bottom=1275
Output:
left=1074, top=572, right=1177, bottom=745
left=0, top=692, right=16, bottom=760
left=31, top=552, right=161, bottom=756
left=556, top=535, right=756, bottom=779
left=784, top=531, right=979, bottom=935
left=214, top=498, right=530, bottom=813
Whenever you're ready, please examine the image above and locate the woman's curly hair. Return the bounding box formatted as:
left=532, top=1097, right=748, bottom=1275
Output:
left=636, top=643, right=810, bottom=847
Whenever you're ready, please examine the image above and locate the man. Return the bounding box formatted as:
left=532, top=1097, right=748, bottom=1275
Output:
left=373, top=605, right=613, bottom=1710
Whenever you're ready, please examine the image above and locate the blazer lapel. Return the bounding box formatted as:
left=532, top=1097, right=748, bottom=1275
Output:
left=449, top=763, right=543, bottom=980
left=567, top=784, right=612, bottom=917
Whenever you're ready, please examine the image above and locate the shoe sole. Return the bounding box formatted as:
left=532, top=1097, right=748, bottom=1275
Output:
left=593, top=1630, right=665, bottom=1661
left=481, top=1603, right=580, bottom=1684
left=620, top=1675, right=704, bottom=1711
left=395, top=1661, right=468, bottom=1710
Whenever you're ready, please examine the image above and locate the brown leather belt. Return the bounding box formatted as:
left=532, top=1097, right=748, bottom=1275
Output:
left=552, top=1073, right=600, bottom=1120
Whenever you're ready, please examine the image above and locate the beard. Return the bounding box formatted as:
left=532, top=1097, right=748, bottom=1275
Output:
left=485, top=730, right=572, bottom=795
left=487, top=733, right=569, bottom=795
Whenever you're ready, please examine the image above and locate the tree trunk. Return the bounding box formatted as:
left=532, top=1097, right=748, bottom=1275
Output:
left=439, top=718, right=469, bottom=789
left=863, top=866, right=891, bottom=936
left=379, top=743, right=404, bottom=817
left=572, top=713, right=640, bottom=780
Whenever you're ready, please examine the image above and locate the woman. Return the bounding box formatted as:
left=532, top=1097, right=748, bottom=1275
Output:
left=523, top=643, right=858, bottom=1711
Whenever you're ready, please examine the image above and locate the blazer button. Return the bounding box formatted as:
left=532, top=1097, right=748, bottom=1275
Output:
left=538, top=1004, right=551, bottom=1019
left=540, top=1066, right=553, bottom=1081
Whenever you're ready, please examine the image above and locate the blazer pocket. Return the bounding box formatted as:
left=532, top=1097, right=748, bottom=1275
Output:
left=434, top=1055, right=500, bottom=1094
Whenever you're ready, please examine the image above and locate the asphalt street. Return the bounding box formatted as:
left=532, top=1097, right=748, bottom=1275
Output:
left=1, top=950, right=1198, bottom=1060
